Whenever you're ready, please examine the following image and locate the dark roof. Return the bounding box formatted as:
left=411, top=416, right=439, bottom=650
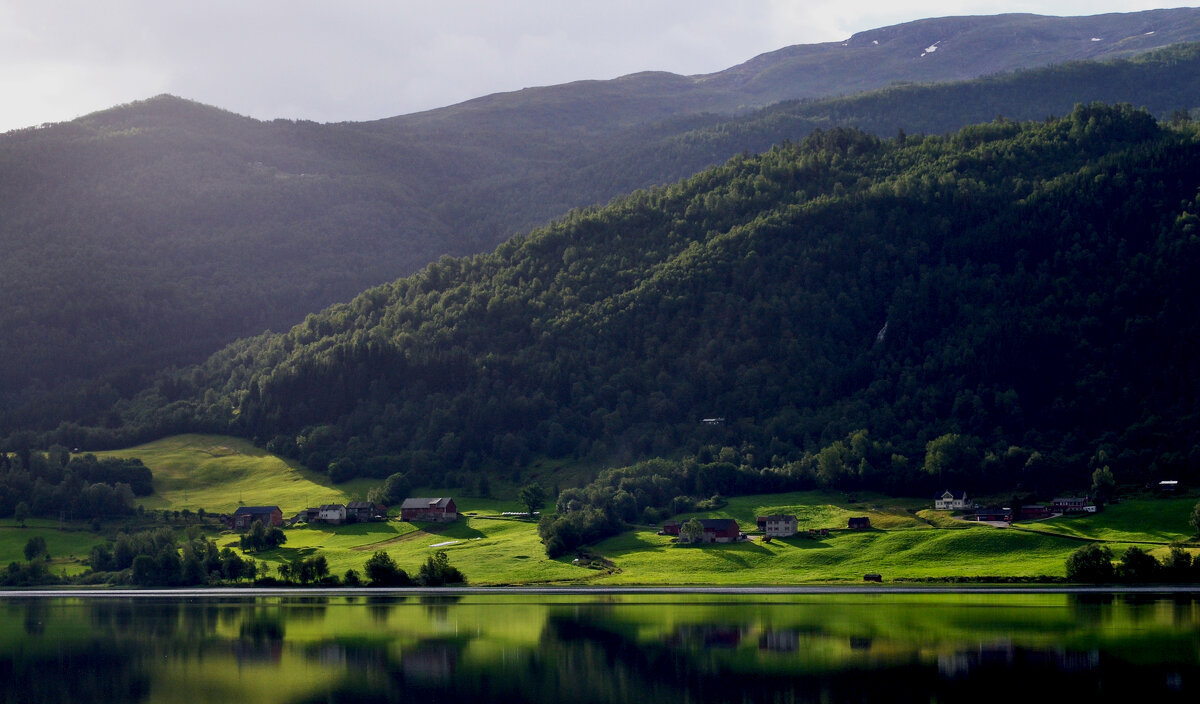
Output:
left=400, top=497, right=454, bottom=510
left=937, top=490, right=967, bottom=500
left=699, top=518, right=739, bottom=530
left=233, top=506, right=280, bottom=515
left=319, top=504, right=345, bottom=511
left=760, top=515, right=797, bottom=522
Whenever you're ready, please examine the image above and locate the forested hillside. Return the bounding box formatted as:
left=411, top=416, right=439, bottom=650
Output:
left=4, top=10, right=1200, bottom=435
left=81, top=105, right=1200, bottom=498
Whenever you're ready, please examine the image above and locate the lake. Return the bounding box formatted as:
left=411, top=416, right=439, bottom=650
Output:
left=1, top=590, right=1197, bottom=702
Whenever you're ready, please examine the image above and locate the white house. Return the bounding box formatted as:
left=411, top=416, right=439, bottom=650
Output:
left=935, top=490, right=969, bottom=511
left=759, top=515, right=799, bottom=537
left=318, top=503, right=348, bottom=524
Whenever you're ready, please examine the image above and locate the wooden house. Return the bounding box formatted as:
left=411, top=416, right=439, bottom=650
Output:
left=847, top=517, right=871, bottom=530
left=231, top=506, right=282, bottom=531
left=935, top=490, right=969, bottom=510
left=347, top=501, right=386, bottom=522
left=759, top=515, right=799, bottom=537
left=400, top=497, right=458, bottom=523
left=318, top=504, right=347, bottom=524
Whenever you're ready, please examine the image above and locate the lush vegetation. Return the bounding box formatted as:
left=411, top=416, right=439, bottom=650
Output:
left=0, top=447, right=150, bottom=522
left=70, top=106, right=1197, bottom=511
left=4, top=34, right=1200, bottom=437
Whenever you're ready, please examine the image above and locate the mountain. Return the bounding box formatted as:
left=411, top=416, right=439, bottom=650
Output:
left=93, top=105, right=1200, bottom=498
left=3, top=9, right=1200, bottom=433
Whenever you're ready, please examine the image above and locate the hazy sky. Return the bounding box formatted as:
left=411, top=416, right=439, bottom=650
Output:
left=0, top=1, right=1189, bottom=132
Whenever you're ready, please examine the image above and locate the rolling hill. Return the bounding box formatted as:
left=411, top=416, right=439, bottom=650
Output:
left=89, top=104, right=1200, bottom=500
left=4, top=9, right=1200, bottom=434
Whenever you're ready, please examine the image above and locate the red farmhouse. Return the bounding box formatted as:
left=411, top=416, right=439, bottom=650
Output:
left=400, top=497, right=458, bottom=523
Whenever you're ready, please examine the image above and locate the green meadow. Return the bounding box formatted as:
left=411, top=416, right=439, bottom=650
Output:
left=3, top=435, right=1191, bottom=585
left=1011, top=497, right=1198, bottom=544
left=93, top=434, right=369, bottom=514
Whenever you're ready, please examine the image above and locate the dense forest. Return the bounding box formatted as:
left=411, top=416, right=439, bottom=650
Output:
left=4, top=29, right=1200, bottom=435
left=43, top=105, right=1196, bottom=503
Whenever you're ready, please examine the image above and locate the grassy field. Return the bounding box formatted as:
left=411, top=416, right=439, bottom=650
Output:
left=217, top=505, right=581, bottom=585
left=94, top=434, right=367, bottom=514
left=0, top=519, right=108, bottom=575
left=1011, top=496, right=1198, bottom=544
left=10, top=434, right=1193, bottom=586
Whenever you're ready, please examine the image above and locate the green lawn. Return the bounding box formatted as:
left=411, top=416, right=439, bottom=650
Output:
left=225, top=511, right=581, bottom=585
left=93, top=434, right=362, bottom=514
left=593, top=523, right=1087, bottom=583
left=0, top=521, right=109, bottom=576
left=1012, top=496, right=1198, bottom=544
left=664, top=490, right=931, bottom=532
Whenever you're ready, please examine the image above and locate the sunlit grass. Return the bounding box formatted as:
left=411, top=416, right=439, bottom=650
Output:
left=1012, top=496, right=1198, bottom=544
left=94, top=434, right=357, bottom=514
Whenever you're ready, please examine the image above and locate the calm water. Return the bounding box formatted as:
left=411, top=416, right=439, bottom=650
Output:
left=1, top=591, right=1198, bottom=703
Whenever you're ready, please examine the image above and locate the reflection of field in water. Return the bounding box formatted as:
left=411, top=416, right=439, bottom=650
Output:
left=1, top=592, right=1197, bottom=702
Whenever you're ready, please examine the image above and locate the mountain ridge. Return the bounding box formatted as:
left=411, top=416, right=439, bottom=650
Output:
left=4, top=9, right=1200, bottom=436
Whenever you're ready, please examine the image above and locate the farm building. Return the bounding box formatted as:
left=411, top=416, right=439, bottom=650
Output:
left=318, top=504, right=348, bottom=524
left=972, top=507, right=1013, bottom=522
left=1051, top=496, right=1095, bottom=513
left=347, top=501, right=387, bottom=522
left=758, top=515, right=799, bottom=537
left=848, top=517, right=871, bottom=530
left=681, top=518, right=742, bottom=543
left=935, top=490, right=970, bottom=510
left=400, top=497, right=458, bottom=523
left=1017, top=505, right=1053, bottom=520
left=230, top=506, right=282, bottom=531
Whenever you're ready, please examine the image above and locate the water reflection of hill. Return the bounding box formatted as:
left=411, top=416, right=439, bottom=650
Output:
left=0, top=594, right=1198, bottom=703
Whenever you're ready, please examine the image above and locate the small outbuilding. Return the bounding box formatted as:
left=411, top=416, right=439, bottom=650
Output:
left=863, top=573, right=882, bottom=582
left=848, top=517, right=871, bottom=530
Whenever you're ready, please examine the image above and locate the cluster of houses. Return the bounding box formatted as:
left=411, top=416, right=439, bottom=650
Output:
left=934, top=490, right=1097, bottom=523
left=659, top=514, right=871, bottom=543
left=223, top=497, right=459, bottom=531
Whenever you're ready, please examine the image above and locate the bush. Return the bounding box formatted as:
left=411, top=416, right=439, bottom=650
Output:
left=1065, top=543, right=1115, bottom=582
left=364, top=551, right=410, bottom=586
left=416, top=550, right=466, bottom=586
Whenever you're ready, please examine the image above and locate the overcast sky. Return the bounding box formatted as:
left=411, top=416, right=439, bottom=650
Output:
left=0, top=1, right=1189, bottom=133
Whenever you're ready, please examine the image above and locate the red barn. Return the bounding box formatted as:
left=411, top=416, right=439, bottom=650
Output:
left=231, top=506, right=282, bottom=531
left=400, top=497, right=458, bottom=523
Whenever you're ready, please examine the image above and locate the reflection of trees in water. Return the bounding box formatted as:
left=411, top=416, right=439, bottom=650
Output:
left=22, top=599, right=49, bottom=636
left=420, top=594, right=462, bottom=622
left=366, top=594, right=406, bottom=622
left=0, top=638, right=150, bottom=704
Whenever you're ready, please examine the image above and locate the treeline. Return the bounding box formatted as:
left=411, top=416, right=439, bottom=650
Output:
left=0, top=449, right=151, bottom=521
left=1066, top=542, right=1200, bottom=583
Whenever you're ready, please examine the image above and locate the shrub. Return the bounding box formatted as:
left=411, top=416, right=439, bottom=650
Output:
left=1065, top=543, right=1115, bottom=582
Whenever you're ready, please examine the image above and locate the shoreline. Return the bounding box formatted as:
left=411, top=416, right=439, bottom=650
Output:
left=2, top=584, right=1199, bottom=598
